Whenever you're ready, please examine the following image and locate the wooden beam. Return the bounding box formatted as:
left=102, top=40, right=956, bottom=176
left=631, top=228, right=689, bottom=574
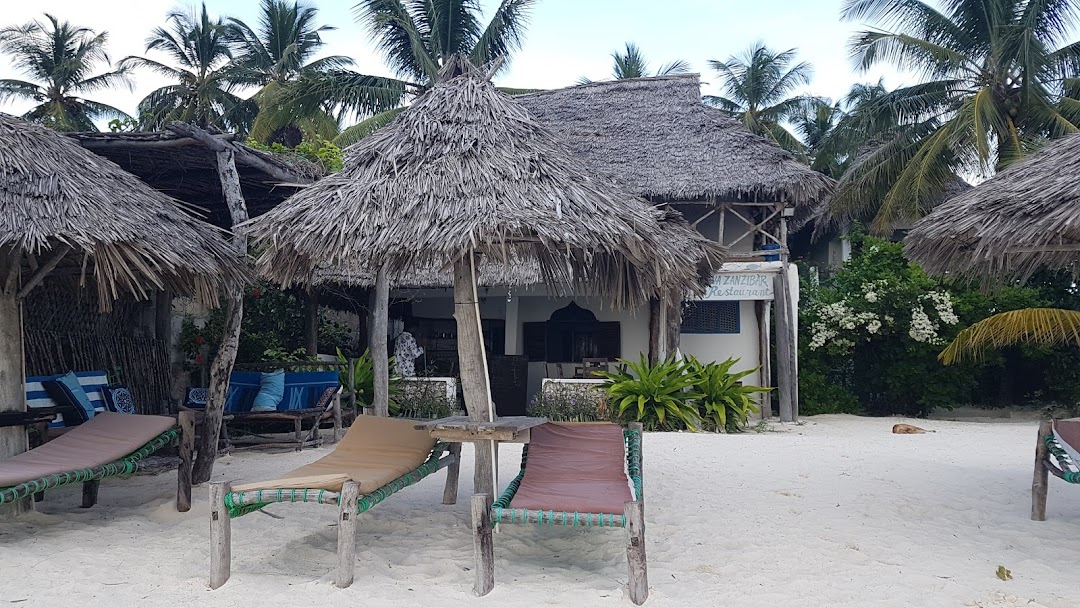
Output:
left=81, top=480, right=100, bottom=508
left=774, top=272, right=795, bottom=422
left=335, top=481, right=361, bottom=588
left=303, top=288, right=319, bottom=358
left=1032, top=420, right=1051, bottom=521
left=757, top=300, right=772, bottom=420
left=15, top=244, right=70, bottom=301
left=209, top=481, right=232, bottom=589
left=176, top=410, right=194, bottom=512
left=0, top=251, right=28, bottom=516
left=442, top=442, right=462, bottom=505
left=471, top=493, right=495, bottom=597
left=165, top=122, right=314, bottom=186
left=371, top=267, right=390, bottom=417
left=690, top=207, right=718, bottom=229
left=454, top=253, right=495, bottom=497
left=647, top=298, right=661, bottom=366
left=625, top=500, right=648, bottom=605
left=155, top=290, right=173, bottom=342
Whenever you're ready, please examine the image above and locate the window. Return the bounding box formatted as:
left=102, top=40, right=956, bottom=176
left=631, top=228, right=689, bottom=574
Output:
left=681, top=301, right=740, bottom=334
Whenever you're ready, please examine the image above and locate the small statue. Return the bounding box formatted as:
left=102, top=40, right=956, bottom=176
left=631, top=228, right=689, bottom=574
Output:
left=393, top=319, right=424, bottom=377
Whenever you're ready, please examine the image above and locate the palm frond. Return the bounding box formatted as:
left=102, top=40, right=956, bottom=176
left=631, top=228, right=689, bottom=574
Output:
left=333, top=106, right=405, bottom=146
left=469, top=0, right=536, bottom=74
left=940, top=308, right=1080, bottom=364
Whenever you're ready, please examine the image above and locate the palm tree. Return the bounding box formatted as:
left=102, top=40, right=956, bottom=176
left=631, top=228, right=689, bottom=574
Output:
left=828, top=0, right=1080, bottom=234
left=120, top=4, right=256, bottom=133
left=335, top=0, right=537, bottom=146
left=577, top=42, right=691, bottom=84
left=0, top=14, right=130, bottom=131
left=226, top=0, right=406, bottom=145
left=940, top=308, right=1080, bottom=364
left=704, top=42, right=814, bottom=154
left=796, top=79, right=899, bottom=178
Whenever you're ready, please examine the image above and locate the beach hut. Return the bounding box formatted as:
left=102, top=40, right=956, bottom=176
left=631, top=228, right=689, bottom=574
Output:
left=242, top=57, right=724, bottom=496
left=905, top=132, right=1080, bottom=285
left=0, top=114, right=243, bottom=513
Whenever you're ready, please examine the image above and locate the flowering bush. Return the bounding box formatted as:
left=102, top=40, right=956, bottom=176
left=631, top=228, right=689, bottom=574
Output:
left=527, top=382, right=612, bottom=422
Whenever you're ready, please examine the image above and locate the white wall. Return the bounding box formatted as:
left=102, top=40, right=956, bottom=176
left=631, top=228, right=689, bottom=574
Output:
left=679, top=300, right=761, bottom=388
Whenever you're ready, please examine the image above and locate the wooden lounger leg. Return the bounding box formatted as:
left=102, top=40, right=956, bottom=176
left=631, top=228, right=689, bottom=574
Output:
left=33, top=422, right=51, bottom=503
left=1033, top=420, right=1052, bottom=521
left=294, top=418, right=304, bottom=451
left=335, top=481, right=361, bottom=588
left=177, top=410, right=194, bottom=512
left=471, top=493, right=494, bottom=597
left=81, top=480, right=100, bottom=508
left=442, top=442, right=462, bottom=505
left=209, top=482, right=232, bottom=589
left=332, top=394, right=342, bottom=443
left=625, top=500, right=648, bottom=605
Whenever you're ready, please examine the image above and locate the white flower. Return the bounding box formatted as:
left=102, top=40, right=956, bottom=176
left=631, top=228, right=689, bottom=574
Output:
left=867, top=319, right=882, bottom=334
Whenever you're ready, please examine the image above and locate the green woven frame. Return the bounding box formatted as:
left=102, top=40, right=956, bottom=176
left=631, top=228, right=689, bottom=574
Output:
left=223, top=443, right=449, bottom=518
left=0, top=427, right=180, bottom=505
left=490, top=427, right=642, bottom=528
left=1045, top=434, right=1080, bottom=483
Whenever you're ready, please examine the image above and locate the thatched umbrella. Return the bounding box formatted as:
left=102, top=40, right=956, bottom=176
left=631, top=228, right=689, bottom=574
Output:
left=905, top=133, right=1080, bottom=284
left=243, top=58, right=724, bottom=495
left=0, top=114, right=243, bottom=511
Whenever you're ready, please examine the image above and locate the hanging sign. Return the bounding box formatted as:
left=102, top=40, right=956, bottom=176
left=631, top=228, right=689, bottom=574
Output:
left=701, top=273, right=775, bottom=301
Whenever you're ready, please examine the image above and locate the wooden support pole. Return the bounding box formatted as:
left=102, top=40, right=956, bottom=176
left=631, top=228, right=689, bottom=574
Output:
left=664, top=293, right=682, bottom=359
left=1032, top=420, right=1052, bottom=521
left=647, top=298, right=661, bottom=366
left=371, top=266, right=390, bottom=417
left=176, top=410, right=194, bottom=512
left=209, top=482, right=232, bottom=589
left=81, top=480, right=100, bottom=508
left=332, top=392, right=343, bottom=443
left=191, top=144, right=249, bottom=485
left=453, top=255, right=495, bottom=497
left=774, top=271, right=796, bottom=423
left=442, top=442, right=462, bottom=505
left=303, top=288, right=319, bottom=358
left=625, top=500, right=648, bottom=605
left=347, top=358, right=357, bottom=417
left=471, top=493, right=495, bottom=597
left=335, top=481, right=361, bottom=588
left=0, top=250, right=28, bottom=516
left=155, top=290, right=173, bottom=342
left=15, top=245, right=70, bottom=301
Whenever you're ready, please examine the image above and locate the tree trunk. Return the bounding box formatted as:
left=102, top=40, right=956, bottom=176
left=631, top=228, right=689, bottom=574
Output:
left=453, top=254, right=495, bottom=497
left=664, top=293, right=682, bottom=359
left=647, top=298, right=660, bottom=366
left=371, top=267, right=390, bottom=417
left=191, top=146, right=249, bottom=484
left=303, top=288, right=319, bottom=358
left=0, top=250, right=28, bottom=515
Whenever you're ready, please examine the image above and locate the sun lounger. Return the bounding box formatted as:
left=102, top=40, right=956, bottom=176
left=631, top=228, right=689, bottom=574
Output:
left=1032, top=419, right=1080, bottom=520
left=471, top=422, right=647, bottom=604
left=208, top=414, right=462, bottom=589
left=0, top=411, right=194, bottom=511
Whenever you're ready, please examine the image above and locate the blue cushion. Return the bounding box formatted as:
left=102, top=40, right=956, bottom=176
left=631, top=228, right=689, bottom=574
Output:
left=42, top=371, right=94, bottom=426
left=103, top=385, right=137, bottom=414
left=282, top=371, right=339, bottom=410
left=251, top=369, right=285, bottom=412
left=225, top=372, right=262, bottom=412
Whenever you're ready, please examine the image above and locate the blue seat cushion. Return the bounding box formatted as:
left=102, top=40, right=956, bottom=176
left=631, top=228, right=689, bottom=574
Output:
left=251, top=369, right=285, bottom=412
left=41, top=371, right=94, bottom=426
left=281, top=371, right=339, bottom=410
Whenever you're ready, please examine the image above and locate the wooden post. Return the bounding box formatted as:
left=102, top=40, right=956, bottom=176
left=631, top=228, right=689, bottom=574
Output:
left=371, top=266, right=390, bottom=417
left=647, top=298, right=660, bottom=366
left=756, top=300, right=772, bottom=420
left=191, top=142, right=249, bottom=485
left=335, top=481, right=361, bottom=588
left=664, top=292, right=682, bottom=358
left=656, top=295, right=668, bottom=362
left=1032, top=420, right=1052, bottom=521
left=177, top=410, right=194, bottom=512
left=303, top=288, right=319, bottom=358
left=471, top=493, right=495, bottom=596
left=347, top=358, right=357, bottom=417
left=209, top=481, right=232, bottom=589
left=332, top=392, right=342, bottom=443
left=453, top=254, right=495, bottom=497
left=774, top=271, right=796, bottom=423
left=154, top=290, right=172, bottom=341
left=0, top=249, right=28, bottom=515
left=625, top=500, right=648, bottom=605
left=81, top=480, right=100, bottom=508
left=629, top=421, right=644, bottom=500
left=442, top=442, right=462, bottom=505
left=293, top=417, right=303, bottom=450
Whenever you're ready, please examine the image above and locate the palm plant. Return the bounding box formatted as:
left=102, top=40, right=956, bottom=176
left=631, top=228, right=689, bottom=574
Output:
left=120, top=4, right=256, bottom=133
left=0, top=14, right=130, bottom=131
left=335, top=0, right=536, bottom=146
left=577, top=42, right=690, bottom=84
left=704, top=42, right=814, bottom=154
left=828, top=0, right=1080, bottom=234
left=596, top=354, right=703, bottom=431
left=940, top=308, right=1080, bottom=364
left=226, top=0, right=406, bottom=144
left=797, top=79, right=900, bottom=179
left=683, top=356, right=769, bottom=432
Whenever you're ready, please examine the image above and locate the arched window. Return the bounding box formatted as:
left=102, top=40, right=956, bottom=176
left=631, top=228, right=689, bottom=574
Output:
left=522, top=302, right=620, bottom=363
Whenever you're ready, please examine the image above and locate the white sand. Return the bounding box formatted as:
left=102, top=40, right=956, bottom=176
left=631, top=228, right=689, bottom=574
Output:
left=1, top=415, right=1079, bottom=607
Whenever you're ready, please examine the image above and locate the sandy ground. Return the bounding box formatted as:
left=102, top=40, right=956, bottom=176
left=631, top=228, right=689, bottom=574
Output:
left=1, top=415, right=1078, bottom=608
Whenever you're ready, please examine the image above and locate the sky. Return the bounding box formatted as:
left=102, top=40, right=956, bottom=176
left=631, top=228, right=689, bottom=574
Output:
left=0, top=0, right=909, bottom=125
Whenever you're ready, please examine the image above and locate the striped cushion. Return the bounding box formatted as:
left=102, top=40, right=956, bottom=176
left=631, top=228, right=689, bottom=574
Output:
left=26, top=371, right=110, bottom=428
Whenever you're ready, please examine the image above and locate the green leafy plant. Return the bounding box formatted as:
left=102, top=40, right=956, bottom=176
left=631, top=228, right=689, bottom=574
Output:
left=395, top=379, right=457, bottom=420
left=336, top=348, right=400, bottom=411
left=527, top=383, right=612, bottom=422
left=596, top=354, right=702, bottom=431
left=684, top=356, right=769, bottom=432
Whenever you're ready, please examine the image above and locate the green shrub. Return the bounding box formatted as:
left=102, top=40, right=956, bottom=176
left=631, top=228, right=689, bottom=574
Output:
left=336, top=348, right=401, bottom=411
left=684, top=356, right=769, bottom=432
left=527, top=382, right=612, bottom=422
left=395, top=378, right=457, bottom=420
left=596, top=355, right=702, bottom=431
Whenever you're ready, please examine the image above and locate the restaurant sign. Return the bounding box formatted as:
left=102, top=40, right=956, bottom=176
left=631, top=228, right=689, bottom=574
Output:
left=701, top=273, right=775, bottom=301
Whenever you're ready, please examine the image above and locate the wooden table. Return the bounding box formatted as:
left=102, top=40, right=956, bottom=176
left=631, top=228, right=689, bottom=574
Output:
left=414, top=416, right=548, bottom=496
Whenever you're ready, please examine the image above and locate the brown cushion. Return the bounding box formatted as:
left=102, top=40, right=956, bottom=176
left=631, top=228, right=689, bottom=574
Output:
left=509, top=422, right=633, bottom=515
left=231, top=415, right=437, bottom=494
left=0, top=412, right=176, bottom=487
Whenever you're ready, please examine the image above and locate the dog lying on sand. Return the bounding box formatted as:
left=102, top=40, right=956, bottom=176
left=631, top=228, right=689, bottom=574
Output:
left=892, top=423, right=932, bottom=434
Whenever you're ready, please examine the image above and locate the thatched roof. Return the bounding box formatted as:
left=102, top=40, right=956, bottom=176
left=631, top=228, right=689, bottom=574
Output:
left=245, top=59, right=724, bottom=307
left=514, top=75, right=834, bottom=211
left=0, top=115, right=243, bottom=305
left=69, top=130, right=320, bottom=227
left=905, top=133, right=1080, bottom=285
